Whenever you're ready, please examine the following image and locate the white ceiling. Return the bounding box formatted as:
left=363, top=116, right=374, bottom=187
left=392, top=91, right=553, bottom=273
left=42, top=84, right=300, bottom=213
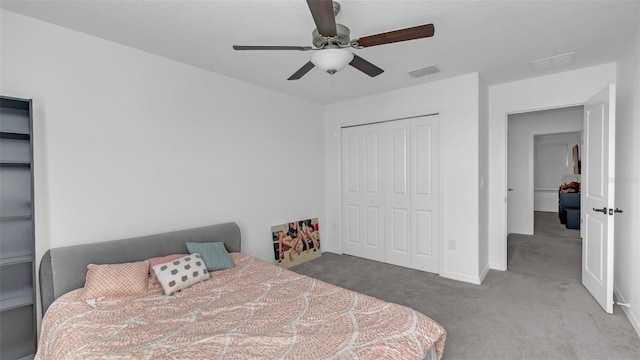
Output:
left=1, top=0, right=638, bottom=104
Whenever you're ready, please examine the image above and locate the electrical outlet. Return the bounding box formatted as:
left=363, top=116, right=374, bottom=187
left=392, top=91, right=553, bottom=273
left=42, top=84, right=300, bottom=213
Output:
left=448, top=239, right=456, bottom=250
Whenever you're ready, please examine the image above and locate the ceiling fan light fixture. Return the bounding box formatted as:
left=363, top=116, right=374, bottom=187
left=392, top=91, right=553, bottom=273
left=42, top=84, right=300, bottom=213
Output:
left=311, top=48, right=354, bottom=74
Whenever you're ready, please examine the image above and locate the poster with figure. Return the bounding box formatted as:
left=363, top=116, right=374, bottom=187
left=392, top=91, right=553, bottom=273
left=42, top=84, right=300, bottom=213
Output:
left=272, top=218, right=321, bottom=269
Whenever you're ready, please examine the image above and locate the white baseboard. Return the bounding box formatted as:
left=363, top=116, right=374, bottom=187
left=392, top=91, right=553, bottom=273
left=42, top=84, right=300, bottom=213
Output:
left=440, top=270, right=482, bottom=285
left=614, top=285, right=640, bottom=338
left=323, top=249, right=487, bottom=286
left=321, top=246, right=342, bottom=255
left=489, top=261, right=507, bottom=271
left=479, top=263, right=491, bottom=283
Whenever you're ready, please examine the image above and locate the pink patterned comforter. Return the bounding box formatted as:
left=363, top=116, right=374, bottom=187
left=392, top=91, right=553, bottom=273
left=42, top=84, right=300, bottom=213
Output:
left=36, top=253, right=446, bottom=359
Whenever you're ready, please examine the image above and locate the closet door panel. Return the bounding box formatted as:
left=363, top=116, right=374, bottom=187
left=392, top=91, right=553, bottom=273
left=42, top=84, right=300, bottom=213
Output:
left=362, top=129, right=384, bottom=261
left=390, top=208, right=409, bottom=251
left=391, top=127, right=408, bottom=195
left=342, top=130, right=362, bottom=256
left=364, top=131, right=379, bottom=193
left=414, top=124, right=433, bottom=195
left=414, top=210, right=433, bottom=255
left=344, top=133, right=360, bottom=193
left=411, top=116, right=440, bottom=273
left=364, top=206, right=381, bottom=248
left=341, top=126, right=384, bottom=262
left=362, top=130, right=384, bottom=257
left=385, top=121, right=411, bottom=267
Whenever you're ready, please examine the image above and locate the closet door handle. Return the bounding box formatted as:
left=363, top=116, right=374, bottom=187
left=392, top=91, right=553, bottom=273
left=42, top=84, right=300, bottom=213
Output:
left=592, top=207, right=607, bottom=214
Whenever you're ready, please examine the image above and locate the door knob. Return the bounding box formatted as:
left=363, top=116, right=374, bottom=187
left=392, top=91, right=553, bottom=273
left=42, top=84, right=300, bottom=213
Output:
left=614, top=208, right=624, bottom=214
left=508, top=188, right=514, bottom=192
left=593, top=207, right=607, bottom=214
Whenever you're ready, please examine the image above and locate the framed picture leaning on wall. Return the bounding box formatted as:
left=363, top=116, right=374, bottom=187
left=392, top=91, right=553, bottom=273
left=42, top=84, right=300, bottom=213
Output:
left=271, top=218, right=320, bottom=269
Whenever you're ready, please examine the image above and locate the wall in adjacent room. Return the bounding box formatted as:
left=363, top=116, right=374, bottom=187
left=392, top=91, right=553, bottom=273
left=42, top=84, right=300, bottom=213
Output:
left=323, top=73, right=482, bottom=284
left=534, top=131, right=582, bottom=212
left=1, top=10, right=324, bottom=277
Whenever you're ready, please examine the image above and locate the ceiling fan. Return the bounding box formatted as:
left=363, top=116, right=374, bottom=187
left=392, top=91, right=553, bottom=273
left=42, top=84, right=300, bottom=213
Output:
left=233, top=0, right=435, bottom=80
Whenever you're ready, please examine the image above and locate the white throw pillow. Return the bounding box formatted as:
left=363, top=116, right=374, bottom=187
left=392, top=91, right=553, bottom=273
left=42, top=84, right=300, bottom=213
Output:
left=152, top=254, right=210, bottom=295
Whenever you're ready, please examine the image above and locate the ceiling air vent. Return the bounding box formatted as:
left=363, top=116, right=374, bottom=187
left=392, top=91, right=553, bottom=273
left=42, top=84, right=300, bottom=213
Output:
left=409, top=65, right=440, bottom=78
left=529, top=52, right=576, bottom=71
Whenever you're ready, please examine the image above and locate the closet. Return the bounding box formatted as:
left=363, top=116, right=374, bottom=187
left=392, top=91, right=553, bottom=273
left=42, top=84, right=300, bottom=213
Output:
left=341, top=115, right=440, bottom=273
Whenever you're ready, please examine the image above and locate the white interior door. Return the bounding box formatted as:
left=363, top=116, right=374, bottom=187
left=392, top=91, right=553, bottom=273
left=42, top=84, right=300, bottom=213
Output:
left=341, top=125, right=385, bottom=262
left=410, top=116, right=440, bottom=273
left=582, top=84, right=616, bottom=314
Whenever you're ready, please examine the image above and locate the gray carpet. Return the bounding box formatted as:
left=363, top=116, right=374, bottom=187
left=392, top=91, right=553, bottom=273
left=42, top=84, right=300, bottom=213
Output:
left=291, top=212, right=640, bottom=359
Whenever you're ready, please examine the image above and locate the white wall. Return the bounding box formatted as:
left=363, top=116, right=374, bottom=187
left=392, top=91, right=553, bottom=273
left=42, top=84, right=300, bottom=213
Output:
left=324, top=73, right=482, bottom=284
left=613, top=3, right=640, bottom=337
left=507, top=107, right=583, bottom=235
left=488, top=63, right=616, bottom=270
left=1, top=9, right=324, bottom=312
left=534, top=132, right=581, bottom=212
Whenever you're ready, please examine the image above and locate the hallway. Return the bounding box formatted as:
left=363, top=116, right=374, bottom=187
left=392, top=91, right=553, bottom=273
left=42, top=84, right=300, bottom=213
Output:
left=508, top=211, right=581, bottom=282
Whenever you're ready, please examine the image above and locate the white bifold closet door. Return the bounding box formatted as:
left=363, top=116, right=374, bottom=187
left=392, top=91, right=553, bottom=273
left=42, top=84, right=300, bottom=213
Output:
left=341, top=115, right=440, bottom=273
left=341, top=124, right=386, bottom=262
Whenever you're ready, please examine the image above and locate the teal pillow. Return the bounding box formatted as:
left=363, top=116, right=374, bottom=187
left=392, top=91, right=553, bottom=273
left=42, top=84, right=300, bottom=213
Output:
left=185, top=242, right=234, bottom=271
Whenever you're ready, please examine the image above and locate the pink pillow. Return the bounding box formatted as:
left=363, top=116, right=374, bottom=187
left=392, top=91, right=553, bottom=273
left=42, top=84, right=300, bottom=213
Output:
left=147, top=254, right=188, bottom=285
left=80, top=261, right=149, bottom=300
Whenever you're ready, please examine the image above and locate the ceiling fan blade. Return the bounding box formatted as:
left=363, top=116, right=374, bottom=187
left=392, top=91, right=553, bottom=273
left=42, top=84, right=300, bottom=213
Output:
left=354, top=24, right=435, bottom=48
left=349, top=55, right=384, bottom=77
left=306, top=0, right=337, bottom=37
left=288, top=61, right=316, bottom=80
left=233, top=45, right=312, bottom=51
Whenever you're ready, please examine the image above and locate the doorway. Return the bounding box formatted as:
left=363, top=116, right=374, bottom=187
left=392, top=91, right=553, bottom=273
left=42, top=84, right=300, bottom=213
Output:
left=507, top=105, right=584, bottom=236
left=504, top=84, right=617, bottom=314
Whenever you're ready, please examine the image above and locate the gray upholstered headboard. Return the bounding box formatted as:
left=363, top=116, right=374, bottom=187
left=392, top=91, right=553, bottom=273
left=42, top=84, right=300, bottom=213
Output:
left=39, top=222, right=241, bottom=314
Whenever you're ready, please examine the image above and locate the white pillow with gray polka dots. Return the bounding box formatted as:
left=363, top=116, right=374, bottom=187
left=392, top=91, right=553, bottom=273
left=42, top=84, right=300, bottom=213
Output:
left=152, top=253, right=210, bottom=295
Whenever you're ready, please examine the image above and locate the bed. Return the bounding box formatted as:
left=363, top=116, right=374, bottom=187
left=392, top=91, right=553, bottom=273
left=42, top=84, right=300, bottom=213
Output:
left=37, top=222, right=446, bottom=359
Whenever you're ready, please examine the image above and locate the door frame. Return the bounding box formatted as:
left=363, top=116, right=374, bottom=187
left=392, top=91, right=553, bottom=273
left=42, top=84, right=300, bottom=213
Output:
left=502, top=94, right=614, bottom=288
left=338, top=113, right=444, bottom=274
left=489, top=66, right=617, bottom=272
left=502, top=103, right=584, bottom=268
